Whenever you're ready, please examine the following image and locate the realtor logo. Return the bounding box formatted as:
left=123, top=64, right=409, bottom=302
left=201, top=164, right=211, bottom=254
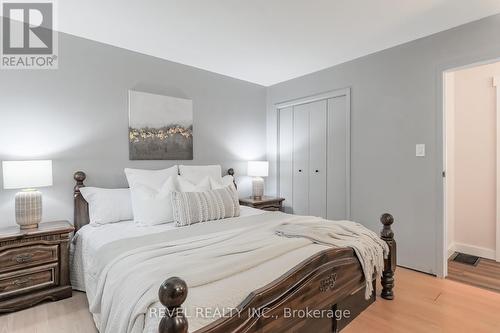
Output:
left=1, top=0, right=58, bottom=69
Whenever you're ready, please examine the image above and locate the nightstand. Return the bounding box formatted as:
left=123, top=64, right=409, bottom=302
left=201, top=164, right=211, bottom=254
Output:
left=239, top=196, right=285, bottom=211
left=0, top=221, right=74, bottom=313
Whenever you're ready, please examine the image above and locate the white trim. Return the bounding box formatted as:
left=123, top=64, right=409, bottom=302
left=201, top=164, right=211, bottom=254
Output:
left=447, top=243, right=456, bottom=259
left=438, top=57, right=500, bottom=278
left=452, top=243, right=496, bottom=261
left=442, top=72, right=449, bottom=277
left=275, top=88, right=351, bottom=219
left=275, top=88, right=350, bottom=110
left=345, top=91, right=351, bottom=219
left=494, top=76, right=500, bottom=262
left=276, top=109, right=281, bottom=202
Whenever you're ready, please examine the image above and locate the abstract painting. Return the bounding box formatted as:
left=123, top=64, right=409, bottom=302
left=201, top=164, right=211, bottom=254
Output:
left=128, top=90, right=193, bottom=160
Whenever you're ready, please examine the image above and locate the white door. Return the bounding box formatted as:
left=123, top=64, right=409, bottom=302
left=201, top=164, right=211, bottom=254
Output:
left=277, top=88, right=351, bottom=218
left=292, top=104, right=310, bottom=216
left=308, top=100, right=328, bottom=218
left=327, top=95, right=350, bottom=220
left=278, top=107, right=294, bottom=214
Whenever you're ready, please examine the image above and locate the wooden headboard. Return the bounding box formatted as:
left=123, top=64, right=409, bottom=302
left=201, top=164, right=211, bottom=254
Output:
left=73, top=168, right=237, bottom=232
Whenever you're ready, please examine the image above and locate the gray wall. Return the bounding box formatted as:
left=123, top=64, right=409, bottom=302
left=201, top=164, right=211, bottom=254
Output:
left=2, top=14, right=500, bottom=277
left=267, top=14, right=500, bottom=275
left=0, top=31, right=266, bottom=228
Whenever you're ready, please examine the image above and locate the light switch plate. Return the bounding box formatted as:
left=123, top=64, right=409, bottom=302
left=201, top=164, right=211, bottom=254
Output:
left=416, top=144, right=425, bottom=157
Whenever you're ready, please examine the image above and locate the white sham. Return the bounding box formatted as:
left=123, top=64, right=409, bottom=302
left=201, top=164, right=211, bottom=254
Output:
left=125, top=166, right=179, bottom=225
left=79, top=187, right=133, bottom=225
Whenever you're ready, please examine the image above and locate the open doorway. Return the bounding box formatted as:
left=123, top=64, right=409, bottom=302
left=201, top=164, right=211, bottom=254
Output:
left=444, top=61, right=500, bottom=292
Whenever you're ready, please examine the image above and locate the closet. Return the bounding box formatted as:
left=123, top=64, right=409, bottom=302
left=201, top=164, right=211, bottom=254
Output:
left=277, top=89, right=350, bottom=220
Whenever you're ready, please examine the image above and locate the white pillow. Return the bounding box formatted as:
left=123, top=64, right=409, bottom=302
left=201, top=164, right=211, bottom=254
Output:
left=79, top=187, right=133, bottom=225
left=179, top=165, right=223, bottom=184
left=177, top=176, right=211, bottom=192
left=125, top=166, right=179, bottom=225
left=124, top=166, right=178, bottom=188
left=210, top=175, right=235, bottom=190
left=172, top=185, right=240, bottom=227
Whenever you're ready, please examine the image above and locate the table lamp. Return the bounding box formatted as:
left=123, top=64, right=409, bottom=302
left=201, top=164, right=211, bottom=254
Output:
left=247, top=161, right=268, bottom=200
left=2, top=160, right=53, bottom=229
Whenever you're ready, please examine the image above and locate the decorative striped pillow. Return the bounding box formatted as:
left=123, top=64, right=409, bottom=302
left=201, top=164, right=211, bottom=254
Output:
left=171, top=185, right=240, bottom=227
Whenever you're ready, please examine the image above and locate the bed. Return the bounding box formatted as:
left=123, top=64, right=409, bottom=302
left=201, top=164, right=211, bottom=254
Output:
left=71, top=169, right=396, bottom=333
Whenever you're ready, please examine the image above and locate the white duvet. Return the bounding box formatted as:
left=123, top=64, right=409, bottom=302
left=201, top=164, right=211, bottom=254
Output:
left=70, top=206, right=264, bottom=292
left=71, top=208, right=387, bottom=333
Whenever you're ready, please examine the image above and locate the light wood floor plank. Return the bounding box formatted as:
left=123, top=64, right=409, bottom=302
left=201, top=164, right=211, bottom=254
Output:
left=344, top=268, right=500, bottom=333
left=447, top=257, right=500, bottom=293
left=1, top=268, right=500, bottom=332
left=0, top=291, right=97, bottom=333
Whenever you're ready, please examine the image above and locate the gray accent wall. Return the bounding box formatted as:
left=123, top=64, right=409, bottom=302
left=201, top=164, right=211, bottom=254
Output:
left=267, top=14, right=500, bottom=276
left=0, top=31, right=266, bottom=228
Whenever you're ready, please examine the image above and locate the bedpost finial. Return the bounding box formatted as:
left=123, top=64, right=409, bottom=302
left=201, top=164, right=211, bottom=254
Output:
left=74, top=171, right=86, bottom=183
left=380, top=213, right=394, bottom=227
left=159, top=277, right=188, bottom=307
left=380, top=213, right=394, bottom=240
left=159, top=277, right=188, bottom=333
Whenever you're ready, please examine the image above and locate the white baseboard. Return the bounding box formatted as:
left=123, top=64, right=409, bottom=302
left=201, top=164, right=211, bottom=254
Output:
left=447, top=243, right=456, bottom=259
left=451, top=242, right=496, bottom=260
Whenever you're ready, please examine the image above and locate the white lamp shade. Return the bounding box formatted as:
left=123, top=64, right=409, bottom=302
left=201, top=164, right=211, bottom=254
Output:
left=247, top=161, right=269, bottom=177
left=2, top=160, right=53, bottom=189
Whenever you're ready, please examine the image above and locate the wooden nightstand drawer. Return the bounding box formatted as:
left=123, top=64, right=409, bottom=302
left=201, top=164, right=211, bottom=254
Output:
left=257, top=204, right=281, bottom=211
left=0, top=263, right=58, bottom=300
left=0, top=245, right=58, bottom=274
left=239, top=196, right=285, bottom=212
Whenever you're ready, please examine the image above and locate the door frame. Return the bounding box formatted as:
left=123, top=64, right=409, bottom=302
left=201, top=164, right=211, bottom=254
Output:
left=440, top=59, right=500, bottom=278
left=275, top=88, right=351, bottom=219
left=495, top=76, right=500, bottom=262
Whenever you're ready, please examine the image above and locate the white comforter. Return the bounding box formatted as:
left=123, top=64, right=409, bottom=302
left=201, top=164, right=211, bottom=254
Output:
left=72, top=210, right=387, bottom=333
left=70, top=206, right=263, bottom=292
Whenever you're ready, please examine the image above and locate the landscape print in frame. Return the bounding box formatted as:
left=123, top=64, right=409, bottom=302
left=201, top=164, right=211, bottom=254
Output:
left=128, top=90, right=193, bottom=160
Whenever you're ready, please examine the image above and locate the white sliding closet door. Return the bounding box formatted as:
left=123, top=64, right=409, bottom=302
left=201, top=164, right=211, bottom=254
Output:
left=308, top=100, right=327, bottom=218
left=292, top=104, right=310, bottom=216
left=327, top=95, right=350, bottom=220
left=278, top=107, right=294, bottom=213
left=277, top=88, right=350, bottom=219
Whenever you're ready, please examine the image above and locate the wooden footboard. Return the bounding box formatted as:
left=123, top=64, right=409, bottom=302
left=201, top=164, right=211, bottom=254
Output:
left=158, top=214, right=396, bottom=333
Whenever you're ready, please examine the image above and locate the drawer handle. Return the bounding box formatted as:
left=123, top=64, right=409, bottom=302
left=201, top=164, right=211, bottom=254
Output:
left=13, top=277, right=32, bottom=287
left=14, top=254, right=33, bottom=263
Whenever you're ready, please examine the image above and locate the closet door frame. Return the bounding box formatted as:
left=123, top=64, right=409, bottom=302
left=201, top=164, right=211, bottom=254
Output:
left=276, top=88, right=351, bottom=219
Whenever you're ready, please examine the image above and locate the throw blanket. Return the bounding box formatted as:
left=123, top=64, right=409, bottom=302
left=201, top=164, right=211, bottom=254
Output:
left=275, top=220, right=389, bottom=299
left=88, top=212, right=387, bottom=333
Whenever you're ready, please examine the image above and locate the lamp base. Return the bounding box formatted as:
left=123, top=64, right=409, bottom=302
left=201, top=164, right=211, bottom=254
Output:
left=252, top=177, right=264, bottom=200
left=20, top=223, right=39, bottom=230
left=15, top=190, right=42, bottom=229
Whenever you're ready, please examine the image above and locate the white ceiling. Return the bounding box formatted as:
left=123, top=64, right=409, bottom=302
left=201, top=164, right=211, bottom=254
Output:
left=58, top=0, right=500, bottom=86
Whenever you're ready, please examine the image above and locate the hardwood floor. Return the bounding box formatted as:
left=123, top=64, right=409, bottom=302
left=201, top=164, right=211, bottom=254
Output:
left=0, top=291, right=97, bottom=333
left=344, top=267, right=500, bottom=333
left=1, top=268, right=500, bottom=332
left=447, top=256, right=500, bottom=293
